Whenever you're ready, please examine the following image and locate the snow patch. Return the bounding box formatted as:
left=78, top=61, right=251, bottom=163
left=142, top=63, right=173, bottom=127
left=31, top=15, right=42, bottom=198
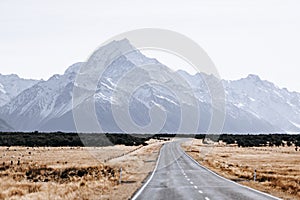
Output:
left=156, top=94, right=178, bottom=105
left=101, top=82, right=114, bottom=90
left=234, top=103, right=244, bottom=108
left=151, top=101, right=166, bottom=112
left=94, top=92, right=117, bottom=104
left=247, top=110, right=261, bottom=119
left=287, top=101, right=295, bottom=107
left=290, top=121, right=300, bottom=128
left=106, top=78, right=116, bottom=87
left=0, top=83, right=6, bottom=94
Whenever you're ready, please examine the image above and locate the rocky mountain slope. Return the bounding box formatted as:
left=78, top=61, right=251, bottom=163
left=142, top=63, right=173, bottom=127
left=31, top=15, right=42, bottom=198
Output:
left=0, top=39, right=299, bottom=133
left=0, top=74, right=38, bottom=106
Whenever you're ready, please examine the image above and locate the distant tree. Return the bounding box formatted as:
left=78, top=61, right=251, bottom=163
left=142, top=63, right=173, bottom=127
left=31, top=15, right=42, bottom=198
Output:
left=269, top=142, right=274, bottom=147
left=237, top=140, right=243, bottom=147
left=225, top=137, right=235, bottom=145
left=274, top=140, right=282, bottom=147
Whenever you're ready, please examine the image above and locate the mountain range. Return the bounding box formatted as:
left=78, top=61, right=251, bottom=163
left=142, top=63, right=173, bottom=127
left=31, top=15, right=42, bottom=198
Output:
left=0, top=39, right=299, bottom=133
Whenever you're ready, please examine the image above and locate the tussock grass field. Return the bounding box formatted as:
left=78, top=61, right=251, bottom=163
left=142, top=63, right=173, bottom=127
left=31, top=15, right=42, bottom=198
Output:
left=0, top=139, right=163, bottom=199
left=183, top=139, right=300, bottom=200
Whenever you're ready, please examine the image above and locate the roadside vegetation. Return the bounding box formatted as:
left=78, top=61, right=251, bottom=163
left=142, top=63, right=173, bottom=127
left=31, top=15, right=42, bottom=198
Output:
left=0, top=138, right=163, bottom=199
left=204, top=133, right=300, bottom=149
left=0, top=132, right=152, bottom=147
left=0, top=132, right=299, bottom=149
left=0, top=132, right=299, bottom=199
left=183, top=138, right=300, bottom=200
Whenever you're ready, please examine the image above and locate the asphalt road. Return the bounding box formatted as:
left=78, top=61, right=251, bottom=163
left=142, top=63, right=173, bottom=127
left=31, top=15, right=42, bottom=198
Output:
left=132, top=140, right=280, bottom=200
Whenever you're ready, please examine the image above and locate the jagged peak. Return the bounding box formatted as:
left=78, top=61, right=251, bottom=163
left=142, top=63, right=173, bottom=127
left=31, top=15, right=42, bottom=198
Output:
left=101, top=38, right=135, bottom=53
left=64, top=62, right=84, bottom=75
left=0, top=73, right=20, bottom=79
left=246, top=74, right=261, bottom=81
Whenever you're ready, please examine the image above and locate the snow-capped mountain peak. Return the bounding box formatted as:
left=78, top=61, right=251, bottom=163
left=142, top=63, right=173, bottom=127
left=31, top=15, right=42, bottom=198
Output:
left=0, top=39, right=300, bottom=133
left=0, top=74, right=39, bottom=106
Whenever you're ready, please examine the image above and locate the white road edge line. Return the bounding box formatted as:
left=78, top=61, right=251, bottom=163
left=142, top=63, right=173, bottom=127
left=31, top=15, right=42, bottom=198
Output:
left=181, top=144, right=282, bottom=200
left=131, top=144, right=164, bottom=200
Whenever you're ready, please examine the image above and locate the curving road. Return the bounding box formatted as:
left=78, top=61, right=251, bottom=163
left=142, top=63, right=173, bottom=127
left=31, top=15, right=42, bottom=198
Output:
left=132, top=140, right=280, bottom=200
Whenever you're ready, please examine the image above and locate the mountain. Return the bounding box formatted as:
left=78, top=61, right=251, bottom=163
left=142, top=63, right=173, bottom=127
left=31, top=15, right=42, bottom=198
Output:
left=223, top=75, right=300, bottom=132
left=0, top=118, right=13, bottom=131
left=0, top=62, right=83, bottom=131
left=176, top=71, right=280, bottom=133
left=0, top=39, right=299, bottom=133
left=0, top=74, right=38, bottom=106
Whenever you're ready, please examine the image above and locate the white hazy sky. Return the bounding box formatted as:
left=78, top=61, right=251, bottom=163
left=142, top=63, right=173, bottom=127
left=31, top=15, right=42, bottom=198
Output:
left=1, top=0, right=300, bottom=91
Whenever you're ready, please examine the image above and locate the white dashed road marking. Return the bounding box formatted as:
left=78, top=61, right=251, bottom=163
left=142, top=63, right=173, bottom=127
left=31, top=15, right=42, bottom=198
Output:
left=198, top=190, right=203, bottom=194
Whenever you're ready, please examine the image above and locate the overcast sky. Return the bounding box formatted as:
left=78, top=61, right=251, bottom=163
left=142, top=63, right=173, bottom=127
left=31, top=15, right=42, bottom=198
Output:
left=1, top=0, right=300, bottom=91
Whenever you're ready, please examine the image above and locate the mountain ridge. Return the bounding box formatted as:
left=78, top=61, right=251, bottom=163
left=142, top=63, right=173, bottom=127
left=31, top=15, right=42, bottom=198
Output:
left=0, top=74, right=39, bottom=106
left=0, top=40, right=299, bottom=133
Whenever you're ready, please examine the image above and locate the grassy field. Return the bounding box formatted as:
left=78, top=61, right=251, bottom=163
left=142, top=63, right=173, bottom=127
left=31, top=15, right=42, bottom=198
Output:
left=0, top=139, right=164, bottom=199
left=183, top=139, right=300, bottom=200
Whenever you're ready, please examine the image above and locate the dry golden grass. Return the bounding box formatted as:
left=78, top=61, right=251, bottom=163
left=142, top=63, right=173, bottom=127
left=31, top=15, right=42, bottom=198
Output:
left=0, top=145, right=137, bottom=168
left=106, top=139, right=164, bottom=200
left=183, top=139, right=300, bottom=200
left=0, top=139, right=164, bottom=200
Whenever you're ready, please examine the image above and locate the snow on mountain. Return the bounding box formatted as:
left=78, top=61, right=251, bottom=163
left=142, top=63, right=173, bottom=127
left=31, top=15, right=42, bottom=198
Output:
left=0, top=39, right=300, bottom=133
left=0, top=83, right=5, bottom=94
left=0, top=63, right=83, bottom=131
left=0, top=74, right=39, bottom=106
left=223, top=74, right=300, bottom=132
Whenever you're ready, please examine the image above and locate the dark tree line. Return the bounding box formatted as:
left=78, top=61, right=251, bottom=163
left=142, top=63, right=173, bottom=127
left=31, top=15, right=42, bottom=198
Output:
left=207, top=134, right=300, bottom=148
left=0, top=132, right=299, bottom=148
left=0, top=132, right=152, bottom=147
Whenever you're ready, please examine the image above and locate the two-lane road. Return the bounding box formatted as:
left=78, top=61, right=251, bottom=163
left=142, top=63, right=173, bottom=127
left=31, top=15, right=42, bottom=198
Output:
left=132, top=140, right=280, bottom=200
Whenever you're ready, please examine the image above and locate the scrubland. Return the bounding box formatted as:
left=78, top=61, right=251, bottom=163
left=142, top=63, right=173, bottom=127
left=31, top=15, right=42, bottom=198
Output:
left=0, top=139, right=163, bottom=200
